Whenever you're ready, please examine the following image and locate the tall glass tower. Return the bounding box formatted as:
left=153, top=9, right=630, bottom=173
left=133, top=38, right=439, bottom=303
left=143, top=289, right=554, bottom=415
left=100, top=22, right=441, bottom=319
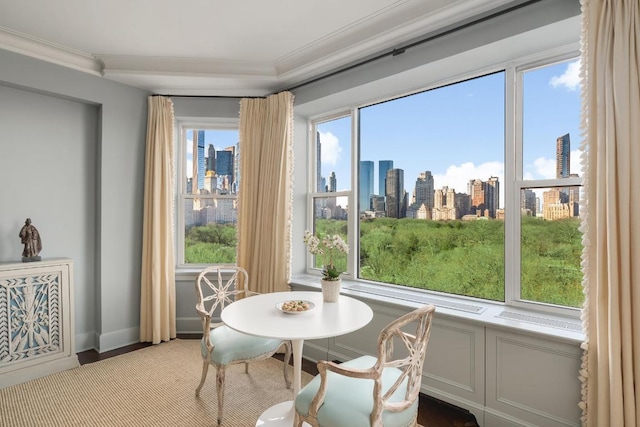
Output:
left=192, top=130, right=206, bottom=192
left=385, top=168, right=405, bottom=218
left=378, top=160, right=393, bottom=197
left=216, top=148, right=234, bottom=177
left=359, top=161, right=374, bottom=212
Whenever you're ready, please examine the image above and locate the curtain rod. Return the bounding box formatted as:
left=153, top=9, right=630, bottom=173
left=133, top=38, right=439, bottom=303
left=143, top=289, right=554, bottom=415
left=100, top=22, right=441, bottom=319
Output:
left=151, top=94, right=264, bottom=99
left=280, top=0, right=542, bottom=93
left=153, top=0, right=541, bottom=99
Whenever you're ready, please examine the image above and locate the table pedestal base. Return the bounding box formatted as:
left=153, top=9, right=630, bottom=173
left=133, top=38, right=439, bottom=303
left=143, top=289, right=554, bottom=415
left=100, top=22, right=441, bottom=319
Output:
left=255, top=401, right=310, bottom=427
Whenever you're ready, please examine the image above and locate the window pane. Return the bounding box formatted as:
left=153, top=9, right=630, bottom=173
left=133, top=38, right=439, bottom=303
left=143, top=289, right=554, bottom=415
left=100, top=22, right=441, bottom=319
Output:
left=521, top=59, right=584, bottom=308
left=315, top=117, right=351, bottom=193
left=183, top=128, right=239, bottom=264
left=358, top=72, right=505, bottom=301
left=520, top=187, right=583, bottom=307
left=522, top=59, right=582, bottom=180
left=184, top=198, right=237, bottom=263
left=311, top=196, right=348, bottom=272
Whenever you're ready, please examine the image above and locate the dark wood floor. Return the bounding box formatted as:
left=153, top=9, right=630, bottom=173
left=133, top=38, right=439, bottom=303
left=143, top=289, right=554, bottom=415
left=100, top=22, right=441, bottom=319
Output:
left=77, top=336, right=479, bottom=427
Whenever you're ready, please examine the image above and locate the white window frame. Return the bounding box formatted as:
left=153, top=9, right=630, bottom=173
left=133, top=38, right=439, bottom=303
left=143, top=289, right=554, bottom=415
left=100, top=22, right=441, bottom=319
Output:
left=508, top=52, right=583, bottom=315
left=307, top=110, right=356, bottom=279
left=305, top=47, right=583, bottom=318
left=175, top=117, right=239, bottom=270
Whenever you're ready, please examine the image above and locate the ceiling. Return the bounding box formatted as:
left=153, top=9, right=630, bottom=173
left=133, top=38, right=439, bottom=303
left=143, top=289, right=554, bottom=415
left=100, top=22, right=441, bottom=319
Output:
left=0, top=0, right=521, bottom=96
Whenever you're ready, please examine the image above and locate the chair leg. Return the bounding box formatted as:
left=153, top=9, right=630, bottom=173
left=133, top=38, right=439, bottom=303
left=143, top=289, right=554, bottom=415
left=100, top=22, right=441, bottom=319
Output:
left=195, top=361, right=209, bottom=396
left=283, top=340, right=292, bottom=389
left=216, top=366, right=226, bottom=427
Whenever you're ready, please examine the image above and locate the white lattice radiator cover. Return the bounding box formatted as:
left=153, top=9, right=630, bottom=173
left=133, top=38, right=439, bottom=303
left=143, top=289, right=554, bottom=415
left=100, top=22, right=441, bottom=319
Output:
left=0, top=258, right=78, bottom=387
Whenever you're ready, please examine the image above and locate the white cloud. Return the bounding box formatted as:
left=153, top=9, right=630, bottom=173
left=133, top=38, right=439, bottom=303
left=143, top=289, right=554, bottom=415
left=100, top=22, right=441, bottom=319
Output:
left=319, top=131, right=342, bottom=166
left=524, top=148, right=583, bottom=180
left=570, top=148, right=583, bottom=177
left=433, top=161, right=504, bottom=195
left=550, top=60, right=581, bottom=91
left=531, top=157, right=556, bottom=179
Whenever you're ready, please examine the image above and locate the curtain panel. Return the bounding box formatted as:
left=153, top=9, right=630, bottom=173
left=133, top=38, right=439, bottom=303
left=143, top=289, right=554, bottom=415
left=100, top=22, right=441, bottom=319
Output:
left=579, top=0, right=640, bottom=425
left=237, top=92, right=294, bottom=294
left=140, top=95, right=177, bottom=344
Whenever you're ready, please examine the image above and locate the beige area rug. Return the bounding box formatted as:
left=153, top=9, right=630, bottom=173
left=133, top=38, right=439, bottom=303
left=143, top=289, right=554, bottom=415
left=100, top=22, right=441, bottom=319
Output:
left=0, top=339, right=310, bottom=427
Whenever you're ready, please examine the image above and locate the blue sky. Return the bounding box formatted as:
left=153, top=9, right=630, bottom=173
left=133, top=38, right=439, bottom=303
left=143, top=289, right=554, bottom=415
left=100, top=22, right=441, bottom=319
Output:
left=317, top=59, right=582, bottom=206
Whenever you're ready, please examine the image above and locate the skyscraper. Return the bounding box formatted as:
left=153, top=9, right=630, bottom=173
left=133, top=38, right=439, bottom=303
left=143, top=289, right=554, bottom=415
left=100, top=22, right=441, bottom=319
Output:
left=385, top=168, right=405, bottom=218
left=521, top=189, right=537, bottom=216
left=216, top=148, right=234, bottom=176
left=192, top=130, right=206, bottom=192
left=328, top=172, right=337, bottom=193
left=556, top=133, right=571, bottom=178
left=414, top=171, right=435, bottom=208
left=359, top=161, right=374, bottom=211
left=485, top=176, right=500, bottom=218
left=378, top=160, right=393, bottom=197
left=468, top=178, right=485, bottom=216
left=207, top=144, right=216, bottom=172
left=216, top=146, right=235, bottom=192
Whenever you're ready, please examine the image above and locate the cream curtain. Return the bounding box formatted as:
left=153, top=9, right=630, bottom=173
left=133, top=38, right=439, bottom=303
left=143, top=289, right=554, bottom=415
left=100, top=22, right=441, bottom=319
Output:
left=237, top=92, right=294, bottom=294
left=139, top=96, right=177, bottom=344
left=579, top=0, right=640, bottom=425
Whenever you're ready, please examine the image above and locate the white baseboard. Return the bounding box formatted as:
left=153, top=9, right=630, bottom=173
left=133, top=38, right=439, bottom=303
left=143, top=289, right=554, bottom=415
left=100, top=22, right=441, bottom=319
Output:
left=98, top=326, right=140, bottom=353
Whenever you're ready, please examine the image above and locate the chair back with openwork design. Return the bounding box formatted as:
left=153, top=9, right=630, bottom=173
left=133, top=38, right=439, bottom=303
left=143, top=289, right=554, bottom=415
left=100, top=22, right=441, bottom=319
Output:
left=370, top=304, right=435, bottom=423
left=195, top=265, right=251, bottom=337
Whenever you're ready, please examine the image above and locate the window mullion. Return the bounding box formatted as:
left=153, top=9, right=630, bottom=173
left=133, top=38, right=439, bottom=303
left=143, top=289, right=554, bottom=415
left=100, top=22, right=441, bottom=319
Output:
left=349, top=107, right=359, bottom=280
left=504, top=66, right=520, bottom=304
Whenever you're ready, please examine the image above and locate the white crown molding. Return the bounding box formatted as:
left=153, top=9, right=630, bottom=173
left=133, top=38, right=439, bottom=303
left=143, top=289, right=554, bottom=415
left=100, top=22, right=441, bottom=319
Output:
left=0, top=27, right=102, bottom=76
left=275, top=0, right=519, bottom=85
left=101, top=72, right=280, bottom=97
left=98, top=55, right=277, bottom=79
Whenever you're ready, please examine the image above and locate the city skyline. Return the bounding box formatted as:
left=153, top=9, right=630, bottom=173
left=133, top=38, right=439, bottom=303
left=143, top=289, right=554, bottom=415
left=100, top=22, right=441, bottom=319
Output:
left=316, top=59, right=583, bottom=209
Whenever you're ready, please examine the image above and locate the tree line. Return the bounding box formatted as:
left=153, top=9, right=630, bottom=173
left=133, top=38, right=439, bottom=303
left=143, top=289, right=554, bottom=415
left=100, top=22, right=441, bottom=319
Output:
left=185, top=216, right=584, bottom=308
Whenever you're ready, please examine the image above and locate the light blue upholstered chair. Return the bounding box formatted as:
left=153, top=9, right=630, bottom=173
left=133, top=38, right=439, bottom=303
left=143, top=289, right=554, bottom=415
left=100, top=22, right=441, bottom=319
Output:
left=294, top=304, right=436, bottom=427
left=194, top=266, right=292, bottom=426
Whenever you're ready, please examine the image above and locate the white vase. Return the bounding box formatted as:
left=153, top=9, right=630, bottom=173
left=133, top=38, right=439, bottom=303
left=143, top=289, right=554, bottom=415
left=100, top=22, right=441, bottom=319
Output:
left=321, top=278, right=342, bottom=302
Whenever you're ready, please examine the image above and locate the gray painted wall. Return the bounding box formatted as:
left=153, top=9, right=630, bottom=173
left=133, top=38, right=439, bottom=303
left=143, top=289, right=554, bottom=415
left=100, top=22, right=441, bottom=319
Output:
left=0, top=84, right=98, bottom=340
left=0, top=49, right=148, bottom=352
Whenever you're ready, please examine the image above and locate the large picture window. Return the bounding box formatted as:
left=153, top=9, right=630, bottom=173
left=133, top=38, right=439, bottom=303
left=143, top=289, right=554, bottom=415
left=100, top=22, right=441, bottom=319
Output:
left=177, top=121, right=239, bottom=265
left=359, top=72, right=505, bottom=301
left=308, top=55, right=583, bottom=312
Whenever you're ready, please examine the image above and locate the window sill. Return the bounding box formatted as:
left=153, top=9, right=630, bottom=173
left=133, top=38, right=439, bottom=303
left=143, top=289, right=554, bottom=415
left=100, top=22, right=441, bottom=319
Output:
left=289, top=274, right=585, bottom=345
left=175, top=267, right=203, bottom=281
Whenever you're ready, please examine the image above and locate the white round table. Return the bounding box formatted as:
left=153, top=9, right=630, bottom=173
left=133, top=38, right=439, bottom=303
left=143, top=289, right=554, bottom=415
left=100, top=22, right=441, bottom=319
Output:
left=221, top=290, right=374, bottom=427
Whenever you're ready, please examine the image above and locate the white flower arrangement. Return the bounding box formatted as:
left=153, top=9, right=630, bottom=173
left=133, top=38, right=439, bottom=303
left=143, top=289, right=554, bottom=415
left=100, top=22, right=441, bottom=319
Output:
left=303, top=230, right=349, bottom=281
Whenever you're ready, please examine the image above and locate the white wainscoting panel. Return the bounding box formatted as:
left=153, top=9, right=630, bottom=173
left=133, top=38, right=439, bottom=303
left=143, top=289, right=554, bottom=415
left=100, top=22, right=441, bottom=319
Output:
left=423, top=316, right=484, bottom=403
left=485, top=328, right=581, bottom=427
